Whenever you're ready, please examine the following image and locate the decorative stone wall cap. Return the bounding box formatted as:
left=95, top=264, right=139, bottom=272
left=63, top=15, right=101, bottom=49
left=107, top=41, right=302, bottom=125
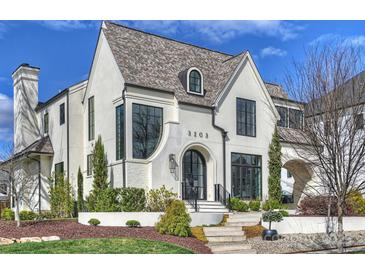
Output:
left=19, top=237, right=42, bottom=243
left=41, top=236, right=61, bottom=242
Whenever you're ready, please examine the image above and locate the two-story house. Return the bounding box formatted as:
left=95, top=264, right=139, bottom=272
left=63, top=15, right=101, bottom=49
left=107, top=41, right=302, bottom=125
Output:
left=5, top=21, right=309, bottom=212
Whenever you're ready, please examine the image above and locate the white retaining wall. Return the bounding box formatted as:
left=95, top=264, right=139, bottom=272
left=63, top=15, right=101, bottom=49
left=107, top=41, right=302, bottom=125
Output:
left=78, top=212, right=223, bottom=227
left=263, top=216, right=365, bottom=234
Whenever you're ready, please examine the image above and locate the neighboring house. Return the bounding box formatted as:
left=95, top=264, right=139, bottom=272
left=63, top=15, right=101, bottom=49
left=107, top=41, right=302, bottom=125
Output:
left=7, top=21, right=308, bottom=212
left=0, top=169, right=9, bottom=202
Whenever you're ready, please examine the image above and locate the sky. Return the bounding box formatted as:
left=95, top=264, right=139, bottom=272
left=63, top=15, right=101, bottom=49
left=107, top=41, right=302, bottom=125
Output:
left=2, top=20, right=365, bottom=149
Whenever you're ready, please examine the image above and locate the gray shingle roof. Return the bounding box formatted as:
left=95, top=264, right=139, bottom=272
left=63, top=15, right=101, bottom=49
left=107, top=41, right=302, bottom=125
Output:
left=103, top=22, right=245, bottom=107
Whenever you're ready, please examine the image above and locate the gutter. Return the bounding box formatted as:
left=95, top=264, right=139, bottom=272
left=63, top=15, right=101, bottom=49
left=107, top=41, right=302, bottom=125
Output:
left=26, top=156, right=41, bottom=213
left=211, top=107, right=228, bottom=197
left=67, top=90, right=70, bottom=182
left=122, top=85, right=127, bottom=188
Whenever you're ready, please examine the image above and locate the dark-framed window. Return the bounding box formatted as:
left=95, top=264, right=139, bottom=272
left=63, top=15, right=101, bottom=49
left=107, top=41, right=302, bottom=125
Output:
left=189, top=70, right=202, bottom=94
left=231, top=153, right=262, bottom=200
left=88, top=96, right=95, bottom=141
left=44, top=113, right=49, bottom=134
left=60, top=103, right=65, bottom=125
left=116, top=105, right=124, bottom=160
left=276, top=106, right=288, bottom=127
left=55, top=162, right=64, bottom=176
left=132, top=103, right=163, bottom=159
left=236, top=98, right=256, bottom=137
left=355, top=113, right=364, bottom=130
left=289, top=109, right=303, bottom=129
left=87, top=154, right=93, bottom=176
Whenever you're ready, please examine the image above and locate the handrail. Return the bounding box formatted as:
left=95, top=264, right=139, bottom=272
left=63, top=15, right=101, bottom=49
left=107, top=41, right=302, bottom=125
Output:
left=214, top=184, right=231, bottom=211
left=181, top=182, right=199, bottom=212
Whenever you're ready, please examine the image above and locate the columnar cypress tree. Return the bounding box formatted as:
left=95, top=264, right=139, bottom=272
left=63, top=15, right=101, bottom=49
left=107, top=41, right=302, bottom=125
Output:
left=92, top=135, right=108, bottom=191
left=268, top=127, right=282, bottom=202
left=77, top=167, right=84, bottom=212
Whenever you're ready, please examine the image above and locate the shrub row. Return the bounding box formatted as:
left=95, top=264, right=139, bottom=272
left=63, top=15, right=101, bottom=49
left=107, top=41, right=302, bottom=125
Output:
left=1, top=209, right=39, bottom=221
left=297, top=195, right=365, bottom=216
left=86, top=185, right=176, bottom=213
left=229, top=198, right=261, bottom=212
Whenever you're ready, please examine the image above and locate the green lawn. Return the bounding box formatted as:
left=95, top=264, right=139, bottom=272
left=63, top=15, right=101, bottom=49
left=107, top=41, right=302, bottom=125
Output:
left=0, top=238, right=194, bottom=254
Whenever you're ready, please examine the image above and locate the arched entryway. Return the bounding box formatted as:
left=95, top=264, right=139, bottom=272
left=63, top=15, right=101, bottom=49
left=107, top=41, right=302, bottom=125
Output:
left=182, top=149, right=207, bottom=200
left=282, top=159, right=313, bottom=208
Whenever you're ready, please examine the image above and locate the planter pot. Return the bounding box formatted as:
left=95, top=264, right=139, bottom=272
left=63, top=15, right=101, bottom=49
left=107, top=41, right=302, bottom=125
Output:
left=262, top=229, right=279, bottom=241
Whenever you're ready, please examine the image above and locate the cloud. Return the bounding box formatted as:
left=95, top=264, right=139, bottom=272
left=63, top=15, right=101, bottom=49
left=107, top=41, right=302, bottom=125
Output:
left=38, top=20, right=100, bottom=31
left=120, top=20, right=304, bottom=44
left=0, top=93, right=13, bottom=142
left=260, top=47, right=287, bottom=58
left=310, top=33, right=365, bottom=47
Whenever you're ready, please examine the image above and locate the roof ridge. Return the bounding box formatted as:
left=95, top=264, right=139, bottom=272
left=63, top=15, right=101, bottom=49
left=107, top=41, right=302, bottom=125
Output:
left=105, top=21, right=234, bottom=57
left=222, top=51, right=246, bottom=63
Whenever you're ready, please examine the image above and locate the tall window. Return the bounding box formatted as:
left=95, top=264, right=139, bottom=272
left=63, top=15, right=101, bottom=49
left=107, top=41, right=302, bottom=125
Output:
left=87, top=154, right=93, bottom=176
left=44, top=113, right=49, bottom=134
left=237, top=98, right=256, bottom=137
left=289, top=109, right=303, bottom=129
left=132, top=103, right=163, bottom=159
left=116, top=105, right=124, bottom=160
left=231, top=153, right=262, bottom=200
left=188, top=70, right=202, bottom=94
left=276, top=106, right=288, bottom=127
left=60, top=103, right=65, bottom=125
left=88, top=96, right=95, bottom=141
left=55, top=162, right=64, bottom=175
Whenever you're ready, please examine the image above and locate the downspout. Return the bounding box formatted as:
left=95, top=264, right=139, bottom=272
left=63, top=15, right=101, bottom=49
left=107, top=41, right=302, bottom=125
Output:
left=66, top=90, right=70, bottom=182
left=27, top=156, right=41, bottom=213
left=211, top=107, right=228, bottom=196
left=122, top=85, right=127, bottom=188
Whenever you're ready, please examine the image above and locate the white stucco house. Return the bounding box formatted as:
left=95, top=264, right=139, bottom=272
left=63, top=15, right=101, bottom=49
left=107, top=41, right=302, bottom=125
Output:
left=3, top=21, right=309, bottom=212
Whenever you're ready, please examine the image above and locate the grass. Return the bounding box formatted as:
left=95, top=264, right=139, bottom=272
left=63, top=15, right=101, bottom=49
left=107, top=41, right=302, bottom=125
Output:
left=0, top=238, right=194, bottom=254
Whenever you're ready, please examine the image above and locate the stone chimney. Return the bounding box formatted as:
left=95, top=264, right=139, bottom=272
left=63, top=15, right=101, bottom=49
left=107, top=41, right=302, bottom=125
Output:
left=12, top=64, right=41, bottom=154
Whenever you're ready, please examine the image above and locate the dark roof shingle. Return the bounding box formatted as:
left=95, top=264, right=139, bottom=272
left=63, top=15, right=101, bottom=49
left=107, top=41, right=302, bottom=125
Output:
left=103, top=22, right=245, bottom=107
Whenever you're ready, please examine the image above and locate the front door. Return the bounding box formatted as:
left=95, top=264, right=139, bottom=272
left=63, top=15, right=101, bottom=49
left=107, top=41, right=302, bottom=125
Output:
left=182, top=149, right=207, bottom=200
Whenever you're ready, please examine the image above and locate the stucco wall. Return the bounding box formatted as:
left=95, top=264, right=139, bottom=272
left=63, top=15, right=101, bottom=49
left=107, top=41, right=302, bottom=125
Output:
left=263, top=216, right=365, bottom=234
left=78, top=212, right=223, bottom=227
left=83, top=30, right=126, bottom=195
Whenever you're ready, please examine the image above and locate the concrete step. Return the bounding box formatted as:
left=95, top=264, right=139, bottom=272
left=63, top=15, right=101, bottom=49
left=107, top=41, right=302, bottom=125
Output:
left=229, top=213, right=262, bottom=218
left=188, top=208, right=229, bottom=213
left=206, top=236, right=246, bottom=242
left=204, top=230, right=244, bottom=237
left=203, top=226, right=243, bottom=233
left=225, top=221, right=259, bottom=227
left=226, top=218, right=261, bottom=223
left=208, top=242, right=253, bottom=252
left=215, top=249, right=257, bottom=254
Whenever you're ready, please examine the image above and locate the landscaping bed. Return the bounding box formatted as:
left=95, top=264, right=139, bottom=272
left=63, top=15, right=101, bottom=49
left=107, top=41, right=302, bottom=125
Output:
left=0, top=237, right=194, bottom=254
left=247, top=230, right=365, bottom=254
left=0, top=220, right=211, bottom=254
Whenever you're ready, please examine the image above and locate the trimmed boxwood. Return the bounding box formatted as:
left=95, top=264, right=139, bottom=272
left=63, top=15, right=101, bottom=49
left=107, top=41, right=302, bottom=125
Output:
left=1, top=208, right=14, bottom=220
left=229, top=198, right=249, bottom=212
left=88, top=218, right=101, bottom=226
left=19, top=210, right=38, bottom=221
left=126, top=220, right=141, bottom=228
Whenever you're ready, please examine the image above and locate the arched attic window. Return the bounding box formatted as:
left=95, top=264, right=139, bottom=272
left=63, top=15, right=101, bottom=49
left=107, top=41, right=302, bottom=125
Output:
left=187, top=68, right=204, bottom=95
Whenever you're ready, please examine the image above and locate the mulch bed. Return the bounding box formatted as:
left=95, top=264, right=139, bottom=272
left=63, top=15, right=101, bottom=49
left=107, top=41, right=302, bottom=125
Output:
left=0, top=220, right=211, bottom=254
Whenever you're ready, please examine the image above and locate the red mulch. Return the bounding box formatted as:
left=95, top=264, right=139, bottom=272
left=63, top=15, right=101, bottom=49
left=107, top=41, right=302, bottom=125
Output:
left=0, top=220, right=211, bottom=254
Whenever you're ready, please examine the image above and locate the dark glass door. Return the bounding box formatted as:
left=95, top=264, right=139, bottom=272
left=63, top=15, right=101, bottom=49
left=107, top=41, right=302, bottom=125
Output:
left=182, top=149, right=207, bottom=200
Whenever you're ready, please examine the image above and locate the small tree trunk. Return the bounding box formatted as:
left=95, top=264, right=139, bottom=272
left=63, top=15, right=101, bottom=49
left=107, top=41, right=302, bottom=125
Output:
left=15, top=197, right=21, bottom=228
left=337, top=200, right=345, bottom=253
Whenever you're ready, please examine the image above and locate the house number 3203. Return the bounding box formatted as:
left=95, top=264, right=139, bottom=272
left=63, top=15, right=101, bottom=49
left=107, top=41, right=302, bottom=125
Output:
left=188, top=130, right=208, bottom=139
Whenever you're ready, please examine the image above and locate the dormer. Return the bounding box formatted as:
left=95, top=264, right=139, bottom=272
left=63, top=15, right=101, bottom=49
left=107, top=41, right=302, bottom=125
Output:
left=186, top=67, right=204, bottom=96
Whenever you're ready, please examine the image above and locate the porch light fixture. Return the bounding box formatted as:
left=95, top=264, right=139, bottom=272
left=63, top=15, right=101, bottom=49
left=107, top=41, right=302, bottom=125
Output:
left=169, top=154, right=177, bottom=173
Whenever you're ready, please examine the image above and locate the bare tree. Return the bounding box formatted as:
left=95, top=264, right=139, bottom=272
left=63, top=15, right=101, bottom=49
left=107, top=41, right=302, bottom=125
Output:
left=284, top=41, right=365, bottom=253
left=0, top=143, right=36, bottom=227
